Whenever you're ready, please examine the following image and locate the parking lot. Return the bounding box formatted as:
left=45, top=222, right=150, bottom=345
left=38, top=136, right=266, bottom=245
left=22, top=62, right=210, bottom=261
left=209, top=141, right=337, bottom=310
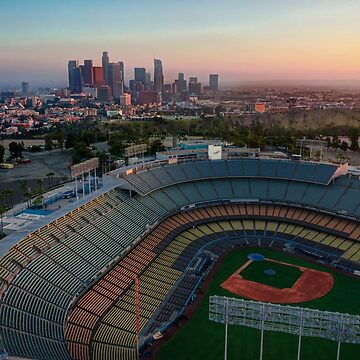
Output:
left=0, top=149, right=72, bottom=205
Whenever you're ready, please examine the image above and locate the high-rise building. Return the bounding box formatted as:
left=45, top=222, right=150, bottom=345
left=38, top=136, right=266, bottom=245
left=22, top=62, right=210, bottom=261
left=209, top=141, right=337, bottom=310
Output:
left=83, top=60, right=94, bottom=87
left=108, top=63, right=122, bottom=96
left=21, top=82, right=29, bottom=96
left=189, top=82, right=202, bottom=96
left=98, top=86, right=112, bottom=102
left=154, top=59, right=164, bottom=94
left=93, top=67, right=104, bottom=88
left=138, top=91, right=158, bottom=105
left=177, top=73, right=187, bottom=93
left=119, top=62, right=125, bottom=82
left=102, top=51, right=110, bottom=85
left=189, top=77, right=198, bottom=83
left=68, top=60, right=82, bottom=94
left=209, top=74, right=219, bottom=93
left=113, top=81, right=124, bottom=99
left=134, top=68, right=146, bottom=85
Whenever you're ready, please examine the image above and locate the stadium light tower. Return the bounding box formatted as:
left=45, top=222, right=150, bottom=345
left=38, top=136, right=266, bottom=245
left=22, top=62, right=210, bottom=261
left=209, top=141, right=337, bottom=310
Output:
left=209, top=296, right=360, bottom=360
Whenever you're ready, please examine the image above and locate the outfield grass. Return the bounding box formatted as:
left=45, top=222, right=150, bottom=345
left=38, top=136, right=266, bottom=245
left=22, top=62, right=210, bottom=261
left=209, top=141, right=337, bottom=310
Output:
left=241, top=259, right=302, bottom=288
left=157, top=248, right=360, bottom=360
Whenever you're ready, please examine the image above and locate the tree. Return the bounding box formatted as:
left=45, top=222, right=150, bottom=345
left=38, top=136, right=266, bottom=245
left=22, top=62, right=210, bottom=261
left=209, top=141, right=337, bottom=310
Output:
left=46, top=172, right=55, bottom=188
left=149, top=139, right=165, bottom=155
left=0, top=202, right=6, bottom=237
left=0, top=191, right=9, bottom=236
left=349, top=128, right=359, bottom=152
left=340, top=141, right=348, bottom=152
left=81, top=131, right=96, bottom=146
left=9, top=141, right=23, bottom=159
left=32, top=196, right=44, bottom=209
left=0, top=145, right=5, bottom=162
left=35, top=179, right=44, bottom=208
left=45, top=137, right=53, bottom=154
left=20, top=180, right=32, bottom=208
left=336, top=153, right=350, bottom=163
left=65, top=133, right=77, bottom=149
left=71, top=142, right=93, bottom=163
left=325, top=137, right=331, bottom=149
left=54, top=129, right=65, bottom=150
left=331, top=136, right=341, bottom=150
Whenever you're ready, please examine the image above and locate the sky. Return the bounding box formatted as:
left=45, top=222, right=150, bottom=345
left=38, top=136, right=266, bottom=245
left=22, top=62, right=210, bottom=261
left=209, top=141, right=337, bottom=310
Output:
left=1, top=0, right=360, bottom=88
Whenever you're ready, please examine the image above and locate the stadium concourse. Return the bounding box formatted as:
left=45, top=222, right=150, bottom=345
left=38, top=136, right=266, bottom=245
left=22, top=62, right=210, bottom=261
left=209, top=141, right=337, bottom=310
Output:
left=1, top=158, right=360, bottom=360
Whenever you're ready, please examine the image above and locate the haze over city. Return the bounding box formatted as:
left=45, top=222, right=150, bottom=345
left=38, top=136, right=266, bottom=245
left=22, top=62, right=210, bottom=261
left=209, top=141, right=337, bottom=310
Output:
left=1, top=0, right=360, bottom=88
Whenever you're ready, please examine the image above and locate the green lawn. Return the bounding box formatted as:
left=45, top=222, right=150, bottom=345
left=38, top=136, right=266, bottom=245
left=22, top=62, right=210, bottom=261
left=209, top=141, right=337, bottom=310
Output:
left=157, top=248, right=360, bottom=360
left=241, top=259, right=302, bottom=288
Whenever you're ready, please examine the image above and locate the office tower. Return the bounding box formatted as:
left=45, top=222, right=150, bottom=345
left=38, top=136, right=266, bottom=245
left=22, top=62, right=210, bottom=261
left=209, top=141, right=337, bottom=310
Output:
left=98, top=86, right=112, bottom=102
left=138, top=91, right=158, bottom=105
left=146, top=72, right=151, bottom=84
left=154, top=59, right=164, bottom=93
left=102, top=51, right=109, bottom=84
left=113, top=81, right=124, bottom=99
left=119, top=61, right=125, bottom=82
left=129, top=79, right=136, bottom=92
left=189, top=82, right=202, bottom=96
left=135, top=82, right=145, bottom=92
left=21, top=82, right=29, bottom=96
left=177, top=73, right=187, bottom=93
left=209, top=74, right=219, bottom=92
left=93, top=67, right=104, bottom=88
left=83, top=60, right=94, bottom=87
left=108, top=62, right=122, bottom=95
left=189, top=77, right=198, bottom=83
left=68, top=60, right=82, bottom=94
left=134, top=67, right=146, bottom=85
left=163, top=84, right=172, bottom=92
left=79, top=64, right=85, bottom=85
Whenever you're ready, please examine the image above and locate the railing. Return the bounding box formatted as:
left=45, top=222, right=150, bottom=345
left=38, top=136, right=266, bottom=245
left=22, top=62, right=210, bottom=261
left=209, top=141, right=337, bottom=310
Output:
left=112, top=155, right=340, bottom=180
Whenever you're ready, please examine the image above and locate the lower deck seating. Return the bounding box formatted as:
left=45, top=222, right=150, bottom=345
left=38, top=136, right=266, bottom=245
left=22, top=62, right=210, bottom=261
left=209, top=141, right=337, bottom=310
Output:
left=65, top=204, right=360, bottom=360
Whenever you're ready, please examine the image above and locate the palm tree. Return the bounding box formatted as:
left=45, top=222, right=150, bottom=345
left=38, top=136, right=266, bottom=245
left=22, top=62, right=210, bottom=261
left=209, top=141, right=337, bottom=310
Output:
left=36, top=179, right=44, bottom=208
left=0, top=192, right=7, bottom=237
left=46, top=172, right=55, bottom=188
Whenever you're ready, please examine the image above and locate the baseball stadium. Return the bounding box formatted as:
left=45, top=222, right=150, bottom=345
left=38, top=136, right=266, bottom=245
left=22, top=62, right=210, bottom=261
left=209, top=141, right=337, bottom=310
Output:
left=1, top=157, right=360, bottom=360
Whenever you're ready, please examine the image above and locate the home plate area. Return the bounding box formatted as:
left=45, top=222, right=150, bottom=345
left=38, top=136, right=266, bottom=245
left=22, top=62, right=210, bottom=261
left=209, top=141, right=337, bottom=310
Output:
left=221, top=253, right=334, bottom=303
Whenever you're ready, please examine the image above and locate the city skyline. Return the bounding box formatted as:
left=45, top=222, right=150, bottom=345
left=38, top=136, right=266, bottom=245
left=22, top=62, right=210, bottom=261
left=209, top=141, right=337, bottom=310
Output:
left=1, top=0, right=360, bottom=87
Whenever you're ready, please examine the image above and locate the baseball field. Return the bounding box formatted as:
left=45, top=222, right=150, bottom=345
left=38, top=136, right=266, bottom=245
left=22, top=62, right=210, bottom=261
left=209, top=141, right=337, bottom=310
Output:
left=156, top=248, right=360, bottom=360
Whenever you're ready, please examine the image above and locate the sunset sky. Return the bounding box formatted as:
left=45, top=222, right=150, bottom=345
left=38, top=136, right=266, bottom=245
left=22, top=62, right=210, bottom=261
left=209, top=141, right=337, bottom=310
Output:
left=1, top=0, right=360, bottom=87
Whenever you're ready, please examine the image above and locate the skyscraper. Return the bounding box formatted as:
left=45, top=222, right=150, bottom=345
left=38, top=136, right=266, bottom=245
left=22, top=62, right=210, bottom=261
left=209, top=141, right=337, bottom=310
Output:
left=98, top=86, right=112, bottom=102
left=83, top=60, right=94, bottom=87
left=108, top=63, right=122, bottom=96
left=177, top=73, right=187, bottom=93
left=21, top=82, right=29, bottom=96
left=102, top=51, right=109, bottom=85
left=189, top=82, right=202, bottom=96
left=134, top=68, right=146, bottom=85
left=209, top=74, right=219, bottom=93
left=154, top=59, right=164, bottom=94
left=119, top=61, right=125, bottom=82
left=189, top=77, right=198, bottom=83
left=93, top=67, right=104, bottom=88
left=68, top=60, right=82, bottom=94
left=113, top=81, right=124, bottom=99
